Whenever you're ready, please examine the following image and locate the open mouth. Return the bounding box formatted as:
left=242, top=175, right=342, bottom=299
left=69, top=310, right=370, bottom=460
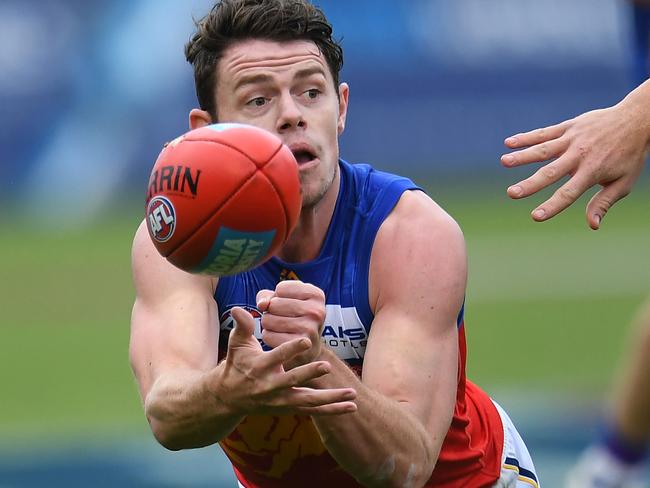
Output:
left=291, top=148, right=317, bottom=165
left=291, top=144, right=316, bottom=165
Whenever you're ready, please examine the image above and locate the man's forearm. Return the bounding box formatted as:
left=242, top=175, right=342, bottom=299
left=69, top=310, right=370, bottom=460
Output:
left=309, top=349, right=442, bottom=488
left=144, top=366, right=243, bottom=450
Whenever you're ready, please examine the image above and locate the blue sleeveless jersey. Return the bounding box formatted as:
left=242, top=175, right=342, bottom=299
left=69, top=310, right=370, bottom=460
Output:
left=215, top=159, right=421, bottom=367
left=213, top=160, right=500, bottom=488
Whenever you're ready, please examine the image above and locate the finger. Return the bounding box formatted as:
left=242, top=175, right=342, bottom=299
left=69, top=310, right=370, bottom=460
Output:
left=230, top=307, right=256, bottom=340
left=275, top=280, right=324, bottom=301
left=297, top=401, right=358, bottom=416
left=506, top=156, right=573, bottom=199
left=256, top=289, right=275, bottom=311
left=530, top=172, right=593, bottom=222
left=585, top=179, right=631, bottom=230
left=277, top=361, right=333, bottom=387
left=503, top=121, right=569, bottom=149
left=262, top=328, right=302, bottom=349
left=259, top=336, right=312, bottom=369
left=288, top=386, right=357, bottom=409
left=263, top=297, right=306, bottom=317
left=501, top=137, right=569, bottom=168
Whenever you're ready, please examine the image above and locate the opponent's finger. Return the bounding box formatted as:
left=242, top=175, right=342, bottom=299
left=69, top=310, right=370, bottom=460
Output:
left=259, top=336, right=312, bottom=368
left=501, top=136, right=569, bottom=168
left=506, top=156, right=572, bottom=199
left=530, top=172, right=593, bottom=222
left=503, top=121, right=569, bottom=149
left=586, top=179, right=631, bottom=230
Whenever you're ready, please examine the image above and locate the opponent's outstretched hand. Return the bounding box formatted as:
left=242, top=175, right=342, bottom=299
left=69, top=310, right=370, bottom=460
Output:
left=215, top=306, right=356, bottom=416
left=501, top=99, right=649, bottom=230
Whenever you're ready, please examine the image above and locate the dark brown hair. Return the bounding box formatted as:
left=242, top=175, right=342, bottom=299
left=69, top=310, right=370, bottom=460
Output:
left=185, top=0, right=344, bottom=118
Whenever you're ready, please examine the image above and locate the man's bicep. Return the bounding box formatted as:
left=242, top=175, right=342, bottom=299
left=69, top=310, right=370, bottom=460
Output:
left=129, top=222, right=219, bottom=399
left=363, top=191, right=466, bottom=430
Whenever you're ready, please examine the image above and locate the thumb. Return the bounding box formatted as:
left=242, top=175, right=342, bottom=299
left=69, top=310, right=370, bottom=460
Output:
left=229, top=307, right=256, bottom=342
left=586, top=180, right=630, bottom=230
left=256, top=289, right=275, bottom=312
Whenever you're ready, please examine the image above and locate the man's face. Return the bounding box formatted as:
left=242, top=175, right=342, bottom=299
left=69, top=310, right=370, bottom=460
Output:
left=214, top=39, right=348, bottom=208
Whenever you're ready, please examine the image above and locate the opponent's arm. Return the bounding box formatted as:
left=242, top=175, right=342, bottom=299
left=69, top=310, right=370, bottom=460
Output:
left=129, top=221, right=356, bottom=450
left=501, top=79, right=650, bottom=229
left=259, top=191, right=463, bottom=487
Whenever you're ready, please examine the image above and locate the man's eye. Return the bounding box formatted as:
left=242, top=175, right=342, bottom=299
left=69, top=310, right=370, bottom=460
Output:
left=247, top=97, right=267, bottom=107
left=305, top=89, right=320, bottom=99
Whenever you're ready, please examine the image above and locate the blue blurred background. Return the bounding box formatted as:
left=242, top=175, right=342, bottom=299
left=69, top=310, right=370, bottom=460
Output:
left=1, top=1, right=649, bottom=487
left=0, top=0, right=639, bottom=223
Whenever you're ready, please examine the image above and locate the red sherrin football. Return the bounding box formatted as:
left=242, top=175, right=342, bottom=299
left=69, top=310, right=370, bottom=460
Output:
left=145, top=123, right=302, bottom=276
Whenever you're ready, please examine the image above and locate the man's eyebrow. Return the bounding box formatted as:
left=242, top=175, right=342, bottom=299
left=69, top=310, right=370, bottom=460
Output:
left=233, top=73, right=273, bottom=91
left=294, top=66, right=327, bottom=80
left=233, top=66, right=327, bottom=92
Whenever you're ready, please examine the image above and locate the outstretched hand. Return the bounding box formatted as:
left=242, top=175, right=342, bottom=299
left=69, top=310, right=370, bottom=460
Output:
left=214, top=306, right=356, bottom=416
left=501, top=102, right=649, bottom=229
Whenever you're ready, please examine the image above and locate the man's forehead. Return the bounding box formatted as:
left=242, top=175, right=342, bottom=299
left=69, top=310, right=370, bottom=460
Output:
left=220, top=39, right=328, bottom=77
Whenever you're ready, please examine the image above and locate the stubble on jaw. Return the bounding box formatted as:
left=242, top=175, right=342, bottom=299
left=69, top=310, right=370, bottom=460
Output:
left=299, top=161, right=338, bottom=209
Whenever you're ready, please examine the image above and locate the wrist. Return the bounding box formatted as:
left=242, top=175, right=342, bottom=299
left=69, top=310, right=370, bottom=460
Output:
left=307, top=347, right=354, bottom=389
left=620, top=81, right=650, bottom=148
left=202, top=363, right=238, bottom=417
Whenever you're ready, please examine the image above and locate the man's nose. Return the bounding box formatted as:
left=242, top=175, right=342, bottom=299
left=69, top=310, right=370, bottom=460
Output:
left=276, top=93, right=306, bottom=132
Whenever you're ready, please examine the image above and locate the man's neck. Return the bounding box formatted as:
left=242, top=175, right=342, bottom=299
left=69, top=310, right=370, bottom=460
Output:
left=278, top=169, right=341, bottom=263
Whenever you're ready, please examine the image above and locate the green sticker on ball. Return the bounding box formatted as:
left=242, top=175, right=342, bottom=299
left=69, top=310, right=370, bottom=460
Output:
left=195, top=227, right=276, bottom=275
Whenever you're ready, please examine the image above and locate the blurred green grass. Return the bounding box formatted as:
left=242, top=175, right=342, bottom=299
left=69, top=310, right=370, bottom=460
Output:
left=0, top=177, right=648, bottom=444
left=436, top=177, right=650, bottom=392
left=0, top=210, right=147, bottom=444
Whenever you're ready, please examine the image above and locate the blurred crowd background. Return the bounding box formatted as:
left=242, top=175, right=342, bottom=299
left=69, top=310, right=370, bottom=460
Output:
left=1, top=0, right=649, bottom=486
left=0, top=0, right=640, bottom=224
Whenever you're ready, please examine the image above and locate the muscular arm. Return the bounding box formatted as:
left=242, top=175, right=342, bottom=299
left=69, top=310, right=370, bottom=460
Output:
left=309, top=192, right=463, bottom=487
left=130, top=222, right=357, bottom=450
left=129, top=221, right=242, bottom=449
left=501, top=79, right=650, bottom=229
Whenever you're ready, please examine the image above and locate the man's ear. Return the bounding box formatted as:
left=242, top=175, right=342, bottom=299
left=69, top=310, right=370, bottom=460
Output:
left=189, top=109, right=213, bottom=130
left=337, top=83, right=349, bottom=136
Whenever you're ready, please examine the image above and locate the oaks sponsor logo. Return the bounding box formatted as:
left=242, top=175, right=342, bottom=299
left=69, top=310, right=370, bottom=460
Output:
left=320, top=305, right=368, bottom=359
left=218, top=303, right=368, bottom=360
